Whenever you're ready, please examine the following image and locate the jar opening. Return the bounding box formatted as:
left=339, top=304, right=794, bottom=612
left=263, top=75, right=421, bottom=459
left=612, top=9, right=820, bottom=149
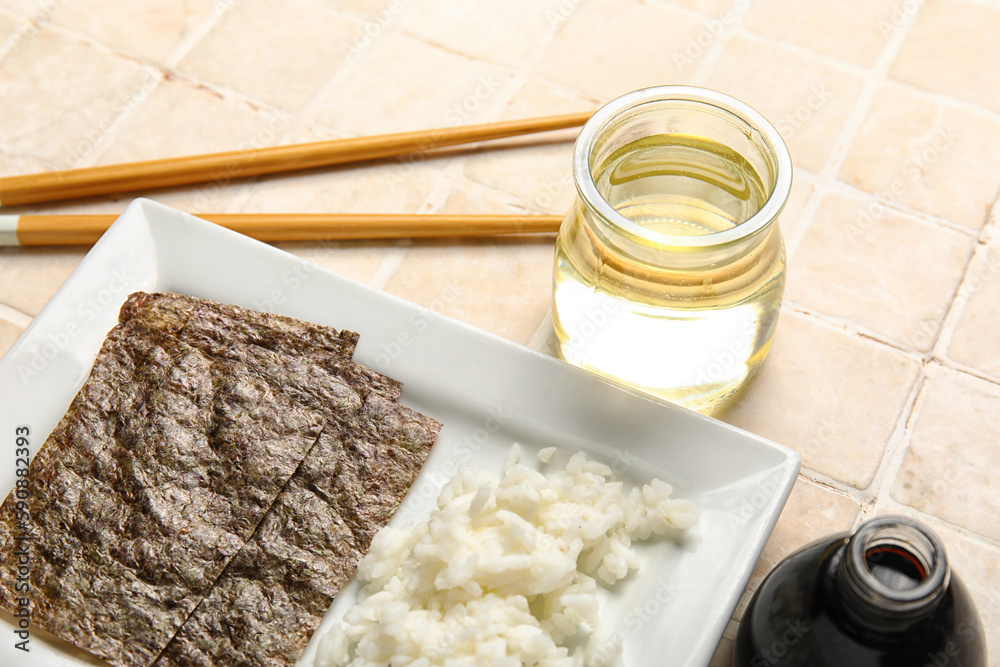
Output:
left=837, top=515, right=950, bottom=631
left=850, top=517, right=946, bottom=604
left=575, top=86, right=792, bottom=251
left=864, top=544, right=928, bottom=591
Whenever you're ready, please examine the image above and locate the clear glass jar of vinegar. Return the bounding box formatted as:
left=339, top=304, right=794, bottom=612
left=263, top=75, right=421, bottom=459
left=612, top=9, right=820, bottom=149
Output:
left=552, top=86, right=792, bottom=414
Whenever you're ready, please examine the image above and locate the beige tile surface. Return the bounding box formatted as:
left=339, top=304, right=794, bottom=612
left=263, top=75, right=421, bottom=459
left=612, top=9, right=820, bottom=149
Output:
left=238, top=158, right=438, bottom=216
left=0, top=247, right=87, bottom=316
left=839, top=83, right=1000, bottom=232
left=325, top=0, right=402, bottom=18
left=91, top=77, right=293, bottom=209
left=733, top=476, right=861, bottom=619
left=0, top=9, right=22, bottom=46
left=501, top=76, right=600, bottom=119
left=0, top=1, right=40, bottom=18
left=708, top=635, right=735, bottom=666
left=0, top=149, right=48, bottom=177
left=381, top=236, right=555, bottom=345
left=666, top=0, right=745, bottom=16
left=890, top=0, right=1000, bottom=115
left=722, top=311, right=921, bottom=488
left=397, top=0, right=565, bottom=70
left=947, top=244, right=1000, bottom=381
left=787, top=191, right=976, bottom=350
left=50, top=0, right=217, bottom=62
left=0, top=318, right=26, bottom=359
left=178, top=0, right=356, bottom=112
left=431, top=176, right=543, bottom=216
left=777, top=173, right=817, bottom=257
left=535, top=0, right=703, bottom=102
left=745, top=0, right=899, bottom=67
left=706, top=35, right=867, bottom=172
left=234, top=123, right=438, bottom=215
left=463, top=140, right=576, bottom=214
left=0, top=27, right=148, bottom=166
left=892, top=366, right=1000, bottom=542
left=314, top=31, right=513, bottom=136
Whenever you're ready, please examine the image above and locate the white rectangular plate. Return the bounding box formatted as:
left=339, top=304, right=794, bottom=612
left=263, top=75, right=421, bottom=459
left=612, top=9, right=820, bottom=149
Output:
left=0, top=199, right=799, bottom=667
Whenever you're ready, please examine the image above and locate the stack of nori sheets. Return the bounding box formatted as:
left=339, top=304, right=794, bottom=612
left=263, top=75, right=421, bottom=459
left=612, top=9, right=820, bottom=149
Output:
left=0, top=292, right=442, bottom=667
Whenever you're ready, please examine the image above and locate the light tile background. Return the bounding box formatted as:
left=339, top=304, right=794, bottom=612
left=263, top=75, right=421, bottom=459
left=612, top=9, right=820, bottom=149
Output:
left=0, top=0, right=997, bottom=662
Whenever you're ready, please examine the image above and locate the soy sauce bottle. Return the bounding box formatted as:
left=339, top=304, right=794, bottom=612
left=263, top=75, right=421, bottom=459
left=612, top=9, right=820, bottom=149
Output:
left=734, top=515, right=987, bottom=666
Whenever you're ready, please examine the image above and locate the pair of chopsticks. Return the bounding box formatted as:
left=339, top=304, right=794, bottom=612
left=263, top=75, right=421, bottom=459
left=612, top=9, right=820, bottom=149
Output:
left=0, top=111, right=592, bottom=246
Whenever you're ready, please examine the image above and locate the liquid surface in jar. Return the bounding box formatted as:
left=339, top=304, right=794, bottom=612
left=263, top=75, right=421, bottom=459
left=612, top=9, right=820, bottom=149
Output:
left=594, top=133, right=768, bottom=235
left=552, top=133, right=785, bottom=414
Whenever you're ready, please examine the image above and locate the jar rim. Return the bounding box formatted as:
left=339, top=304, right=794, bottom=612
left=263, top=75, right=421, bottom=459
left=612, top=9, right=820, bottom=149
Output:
left=846, top=514, right=949, bottom=607
left=573, top=85, right=793, bottom=249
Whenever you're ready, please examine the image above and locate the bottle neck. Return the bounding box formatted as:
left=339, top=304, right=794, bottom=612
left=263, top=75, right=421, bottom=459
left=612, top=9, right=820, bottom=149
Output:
left=835, top=515, right=950, bottom=633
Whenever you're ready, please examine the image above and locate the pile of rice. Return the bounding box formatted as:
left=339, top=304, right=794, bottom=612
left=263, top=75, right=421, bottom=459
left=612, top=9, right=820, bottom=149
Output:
left=314, top=445, right=696, bottom=667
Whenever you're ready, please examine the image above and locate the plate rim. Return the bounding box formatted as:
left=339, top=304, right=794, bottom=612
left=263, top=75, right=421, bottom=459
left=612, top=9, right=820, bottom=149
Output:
left=0, top=197, right=801, bottom=667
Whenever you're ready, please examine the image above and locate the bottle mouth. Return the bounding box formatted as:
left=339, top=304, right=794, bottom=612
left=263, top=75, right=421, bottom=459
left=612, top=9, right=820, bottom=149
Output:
left=839, top=515, right=949, bottom=629
left=573, top=85, right=793, bottom=251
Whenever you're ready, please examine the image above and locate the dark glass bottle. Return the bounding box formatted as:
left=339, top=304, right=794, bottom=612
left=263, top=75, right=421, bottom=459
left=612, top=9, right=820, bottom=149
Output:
left=734, top=515, right=987, bottom=666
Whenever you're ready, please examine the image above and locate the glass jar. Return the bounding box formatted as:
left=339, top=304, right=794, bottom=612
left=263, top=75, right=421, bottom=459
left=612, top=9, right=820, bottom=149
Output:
left=551, top=86, right=792, bottom=414
left=734, top=515, right=987, bottom=666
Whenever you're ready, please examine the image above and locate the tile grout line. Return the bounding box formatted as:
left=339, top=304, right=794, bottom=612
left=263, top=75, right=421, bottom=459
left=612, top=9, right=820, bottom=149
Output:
left=874, top=495, right=1000, bottom=554
left=732, top=16, right=1000, bottom=127
left=295, top=0, right=419, bottom=128
left=783, top=298, right=1000, bottom=390
left=371, top=0, right=586, bottom=290
left=765, top=4, right=931, bottom=518
left=858, top=367, right=932, bottom=515
left=793, top=468, right=873, bottom=507
left=365, top=241, right=413, bottom=291
left=686, top=0, right=755, bottom=86
left=0, top=303, right=33, bottom=328
left=820, top=178, right=985, bottom=239
left=930, top=204, right=1000, bottom=363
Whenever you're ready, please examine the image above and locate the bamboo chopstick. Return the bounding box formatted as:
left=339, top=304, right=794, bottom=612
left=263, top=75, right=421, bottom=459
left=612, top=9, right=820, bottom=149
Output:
left=0, top=111, right=593, bottom=207
left=0, top=213, right=563, bottom=246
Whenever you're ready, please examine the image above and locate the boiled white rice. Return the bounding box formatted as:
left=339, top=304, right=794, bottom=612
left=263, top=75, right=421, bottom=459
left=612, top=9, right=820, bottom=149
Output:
left=314, top=444, right=696, bottom=667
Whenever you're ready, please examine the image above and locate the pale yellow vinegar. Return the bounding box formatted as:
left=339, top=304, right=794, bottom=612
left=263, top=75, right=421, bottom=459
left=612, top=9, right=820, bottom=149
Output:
left=552, top=134, right=786, bottom=414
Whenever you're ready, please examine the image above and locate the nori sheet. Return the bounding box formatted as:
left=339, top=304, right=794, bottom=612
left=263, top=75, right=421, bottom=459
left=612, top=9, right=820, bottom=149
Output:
left=154, top=392, right=441, bottom=667
left=0, top=292, right=421, bottom=667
